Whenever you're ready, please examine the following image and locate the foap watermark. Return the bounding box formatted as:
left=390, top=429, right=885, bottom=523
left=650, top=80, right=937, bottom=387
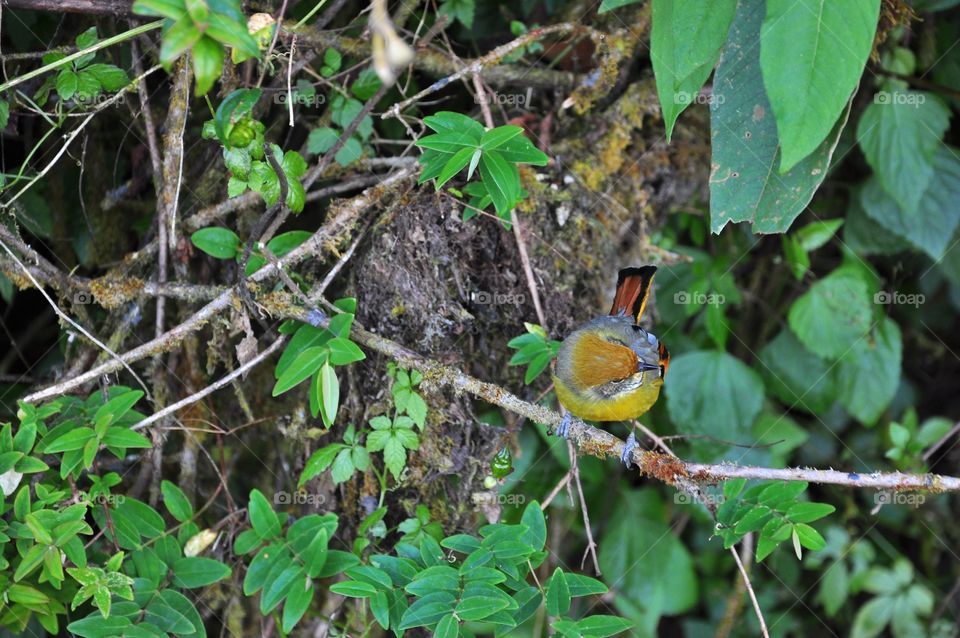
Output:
left=274, top=91, right=327, bottom=108
left=89, top=493, right=126, bottom=506
left=472, top=492, right=526, bottom=506
left=673, top=90, right=725, bottom=107
left=874, top=90, right=926, bottom=106
left=673, top=290, right=725, bottom=306
left=274, top=490, right=327, bottom=508
left=476, top=88, right=533, bottom=108
left=874, top=490, right=926, bottom=507
left=472, top=291, right=526, bottom=306
left=874, top=291, right=924, bottom=307
left=674, top=491, right=725, bottom=507
left=74, top=290, right=95, bottom=305
left=74, top=92, right=126, bottom=109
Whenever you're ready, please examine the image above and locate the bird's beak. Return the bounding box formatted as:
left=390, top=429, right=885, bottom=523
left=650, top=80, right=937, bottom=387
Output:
left=638, top=362, right=659, bottom=373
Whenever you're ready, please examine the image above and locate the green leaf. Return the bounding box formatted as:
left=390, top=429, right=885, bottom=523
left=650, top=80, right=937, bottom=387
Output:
left=282, top=578, right=314, bottom=632
left=438, top=0, right=474, bottom=28
left=85, top=63, right=129, bottom=92
left=760, top=0, right=880, bottom=171
left=651, top=0, right=737, bottom=141
left=159, top=15, right=204, bottom=66
left=495, top=135, right=549, bottom=165
left=273, top=347, right=328, bottom=396
left=206, top=11, right=260, bottom=59
left=248, top=489, right=281, bottom=539
left=190, top=227, right=240, bottom=259
left=67, top=615, right=133, bottom=638
left=710, top=0, right=852, bottom=234
left=598, top=0, right=641, bottom=12
left=435, top=146, right=476, bottom=189
left=160, top=480, right=193, bottom=522
left=785, top=502, right=835, bottom=524
left=793, top=522, right=826, bottom=551
left=758, top=329, right=836, bottom=414
left=335, top=137, right=363, bottom=166
left=545, top=568, right=571, bottom=616
left=327, top=337, right=365, bottom=365
left=795, top=219, right=844, bottom=252
left=577, top=615, right=634, bottom=637
left=850, top=595, right=893, bottom=638
left=434, top=613, right=459, bottom=638
left=665, top=351, right=764, bottom=456
left=860, top=146, right=960, bottom=261
left=818, top=560, right=849, bottom=617
left=383, top=435, right=407, bottom=479
left=479, top=125, right=523, bottom=150
left=856, top=88, right=951, bottom=213
left=319, top=363, right=339, bottom=428
left=788, top=270, right=872, bottom=360
left=56, top=70, right=79, bottom=100
left=192, top=35, right=224, bottom=96
left=479, top=150, right=520, bottom=216
left=101, top=428, right=151, bottom=449
left=132, top=0, right=188, bottom=20
left=330, top=448, right=355, bottom=483
left=836, top=317, right=902, bottom=425
left=171, top=556, right=231, bottom=588
left=307, top=127, right=339, bottom=154
left=330, top=580, right=378, bottom=598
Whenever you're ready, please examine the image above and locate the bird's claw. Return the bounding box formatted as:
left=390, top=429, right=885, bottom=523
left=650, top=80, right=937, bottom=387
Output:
left=555, top=412, right=574, bottom=439
left=621, top=432, right=638, bottom=469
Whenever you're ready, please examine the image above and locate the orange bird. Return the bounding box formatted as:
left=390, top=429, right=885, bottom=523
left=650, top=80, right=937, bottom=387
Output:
left=552, top=266, right=669, bottom=466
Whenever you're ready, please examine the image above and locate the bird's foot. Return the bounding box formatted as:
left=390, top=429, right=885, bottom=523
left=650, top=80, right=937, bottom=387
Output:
left=620, top=432, right=638, bottom=469
left=555, top=412, right=575, bottom=439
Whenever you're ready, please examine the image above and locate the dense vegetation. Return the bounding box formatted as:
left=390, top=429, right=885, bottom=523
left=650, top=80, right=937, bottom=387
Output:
left=0, top=0, right=959, bottom=636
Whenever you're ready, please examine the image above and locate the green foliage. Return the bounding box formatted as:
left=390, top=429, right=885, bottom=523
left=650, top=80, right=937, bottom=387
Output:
left=0, top=397, right=232, bottom=636
left=650, top=0, right=736, bottom=141
left=37, top=28, right=129, bottom=107
left=759, top=0, right=880, bottom=172
left=272, top=298, right=365, bottom=427
left=132, top=0, right=260, bottom=95
left=507, top=322, right=560, bottom=384
left=717, top=480, right=835, bottom=562
left=306, top=87, right=381, bottom=167
left=850, top=559, right=934, bottom=638
left=202, top=89, right=309, bottom=212
left=326, top=500, right=629, bottom=637
left=415, top=112, right=549, bottom=225
left=299, top=365, right=426, bottom=490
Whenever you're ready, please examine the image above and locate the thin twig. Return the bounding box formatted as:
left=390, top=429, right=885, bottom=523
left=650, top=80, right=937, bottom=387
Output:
left=567, top=441, right=601, bottom=575
left=730, top=542, right=770, bottom=638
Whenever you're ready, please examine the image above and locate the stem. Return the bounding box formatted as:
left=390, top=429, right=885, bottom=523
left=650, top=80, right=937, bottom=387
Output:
left=0, top=19, right=164, bottom=94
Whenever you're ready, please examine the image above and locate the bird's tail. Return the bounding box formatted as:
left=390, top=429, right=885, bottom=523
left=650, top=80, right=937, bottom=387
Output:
left=609, top=265, right=657, bottom=323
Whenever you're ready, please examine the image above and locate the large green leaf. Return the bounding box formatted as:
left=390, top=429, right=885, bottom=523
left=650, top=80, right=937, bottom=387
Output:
left=860, top=146, right=960, bottom=261
left=760, top=0, right=880, bottom=171
left=836, top=317, right=902, bottom=425
left=651, top=0, right=737, bottom=141
left=709, top=0, right=852, bottom=234
left=665, top=350, right=764, bottom=452
left=788, top=270, right=872, bottom=360
left=598, top=489, right=697, bottom=617
left=758, top=328, right=836, bottom=414
left=856, top=88, right=951, bottom=213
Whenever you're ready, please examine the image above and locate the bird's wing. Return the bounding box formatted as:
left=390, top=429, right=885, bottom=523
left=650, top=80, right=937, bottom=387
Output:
left=569, top=332, right=639, bottom=389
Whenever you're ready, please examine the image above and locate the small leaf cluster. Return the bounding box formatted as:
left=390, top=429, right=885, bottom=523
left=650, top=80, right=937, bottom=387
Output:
left=415, top=112, right=549, bottom=225
left=331, top=500, right=631, bottom=637
left=201, top=89, right=309, bottom=212
left=273, top=298, right=365, bottom=427
left=132, top=0, right=261, bottom=95
left=299, top=365, right=427, bottom=488
left=36, top=28, right=129, bottom=107
left=236, top=489, right=359, bottom=633
left=717, top=479, right=835, bottom=561
left=508, top=322, right=560, bottom=384
left=34, top=388, right=151, bottom=479
left=307, top=73, right=383, bottom=168
left=885, top=409, right=953, bottom=471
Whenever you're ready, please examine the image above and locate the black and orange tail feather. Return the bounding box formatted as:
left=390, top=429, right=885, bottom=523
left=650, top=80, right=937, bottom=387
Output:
left=658, top=341, right=670, bottom=378
left=610, top=266, right=657, bottom=323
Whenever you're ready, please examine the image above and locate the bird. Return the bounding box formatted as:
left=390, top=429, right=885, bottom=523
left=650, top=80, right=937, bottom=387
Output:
left=551, top=265, right=670, bottom=467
